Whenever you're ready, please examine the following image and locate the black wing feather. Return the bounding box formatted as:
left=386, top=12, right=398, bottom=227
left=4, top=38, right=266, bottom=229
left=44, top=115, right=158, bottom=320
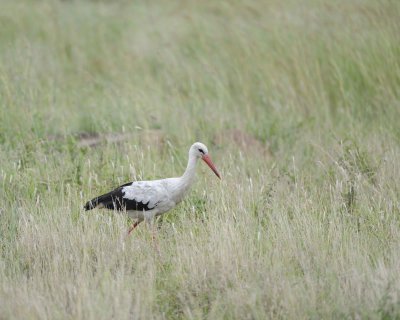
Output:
left=84, top=182, right=155, bottom=211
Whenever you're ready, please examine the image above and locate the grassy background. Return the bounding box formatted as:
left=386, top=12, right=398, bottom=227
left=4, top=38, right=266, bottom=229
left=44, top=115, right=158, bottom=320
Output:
left=1, top=0, right=400, bottom=318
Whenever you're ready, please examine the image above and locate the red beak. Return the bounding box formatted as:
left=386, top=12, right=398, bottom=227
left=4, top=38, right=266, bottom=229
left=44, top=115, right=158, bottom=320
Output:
left=201, top=154, right=221, bottom=179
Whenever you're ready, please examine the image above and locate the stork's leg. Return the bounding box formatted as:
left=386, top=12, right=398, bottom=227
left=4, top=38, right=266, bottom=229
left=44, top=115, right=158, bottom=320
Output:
left=145, top=217, right=160, bottom=253
left=127, top=220, right=142, bottom=235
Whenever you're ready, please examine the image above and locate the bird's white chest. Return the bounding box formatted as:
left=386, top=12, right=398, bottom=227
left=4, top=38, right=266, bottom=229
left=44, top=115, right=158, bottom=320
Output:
left=166, top=178, right=194, bottom=205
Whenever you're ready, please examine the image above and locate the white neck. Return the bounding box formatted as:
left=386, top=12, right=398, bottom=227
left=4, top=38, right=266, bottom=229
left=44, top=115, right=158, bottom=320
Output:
left=169, top=150, right=199, bottom=204
left=180, top=153, right=198, bottom=188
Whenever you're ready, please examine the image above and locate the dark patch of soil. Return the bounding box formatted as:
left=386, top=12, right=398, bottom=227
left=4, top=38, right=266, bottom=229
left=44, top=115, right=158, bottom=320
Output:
left=47, top=130, right=166, bottom=149
left=213, top=129, right=271, bottom=157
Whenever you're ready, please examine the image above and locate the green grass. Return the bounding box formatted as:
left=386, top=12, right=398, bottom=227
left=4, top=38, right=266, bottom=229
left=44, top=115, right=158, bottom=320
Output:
left=1, top=0, right=400, bottom=318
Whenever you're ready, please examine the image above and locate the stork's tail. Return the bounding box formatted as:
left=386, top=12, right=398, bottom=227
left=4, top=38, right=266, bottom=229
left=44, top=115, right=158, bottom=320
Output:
left=84, top=195, right=105, bottom=210
left=83, top=182, right=131, bottom=211
left=84, top=198, right=97, bottom=211
left=84, top=192, right=113, bottom=211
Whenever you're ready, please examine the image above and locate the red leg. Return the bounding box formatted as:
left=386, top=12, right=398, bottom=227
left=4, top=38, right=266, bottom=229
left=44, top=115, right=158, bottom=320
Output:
left=150, top=220, right=160, bottom=254
left=127, top=220, right=142, bottom=235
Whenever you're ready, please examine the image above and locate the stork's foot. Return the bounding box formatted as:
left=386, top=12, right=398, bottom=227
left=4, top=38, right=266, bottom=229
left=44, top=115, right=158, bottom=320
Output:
left=146, top=219, right=160, bottom=255
left=152, top=235, right=161, bottom=256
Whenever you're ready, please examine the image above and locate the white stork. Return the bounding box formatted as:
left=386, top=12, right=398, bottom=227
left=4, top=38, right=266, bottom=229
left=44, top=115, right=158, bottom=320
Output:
left=84, top=142, right=221, bottom=235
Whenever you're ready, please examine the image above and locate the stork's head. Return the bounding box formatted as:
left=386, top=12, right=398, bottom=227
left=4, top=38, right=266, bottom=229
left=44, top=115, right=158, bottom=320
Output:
left=190, top=142, right=221, bottom=179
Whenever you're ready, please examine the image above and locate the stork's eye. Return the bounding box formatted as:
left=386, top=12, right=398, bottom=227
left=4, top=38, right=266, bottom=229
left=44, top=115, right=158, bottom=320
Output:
left=199, top=148, right=205, bottom=154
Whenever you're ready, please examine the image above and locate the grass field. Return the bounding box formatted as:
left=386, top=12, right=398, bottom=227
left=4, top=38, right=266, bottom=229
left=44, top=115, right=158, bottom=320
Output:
left=1, top=0, right=400, bottom=318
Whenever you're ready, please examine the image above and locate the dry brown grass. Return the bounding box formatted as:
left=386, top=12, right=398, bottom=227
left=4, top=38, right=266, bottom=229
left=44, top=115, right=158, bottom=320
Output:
left=1, top=0, right=400, bottom=318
